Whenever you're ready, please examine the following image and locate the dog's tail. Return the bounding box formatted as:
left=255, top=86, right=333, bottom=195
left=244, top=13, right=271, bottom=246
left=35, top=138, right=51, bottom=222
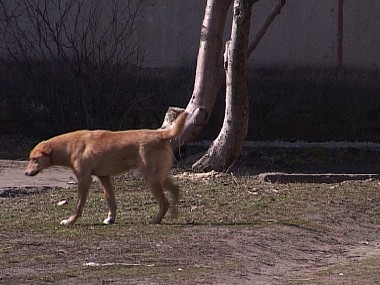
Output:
left=159, top=111, right=188, bottom=140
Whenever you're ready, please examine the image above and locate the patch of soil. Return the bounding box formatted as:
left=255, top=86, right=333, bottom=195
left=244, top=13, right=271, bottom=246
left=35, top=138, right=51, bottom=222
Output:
left=1, top=173, right=380, bottom=284
left=0, top=160, right=74, bottom=189
left=1, top=136, right=380, bottom=284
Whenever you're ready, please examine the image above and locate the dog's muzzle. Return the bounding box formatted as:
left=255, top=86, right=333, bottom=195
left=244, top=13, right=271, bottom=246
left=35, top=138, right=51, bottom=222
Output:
left=25, top=170, right=40, bottom=176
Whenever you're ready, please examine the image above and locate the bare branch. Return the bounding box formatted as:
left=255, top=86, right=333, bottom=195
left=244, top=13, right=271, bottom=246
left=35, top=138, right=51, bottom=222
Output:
left=248, top=0, right=286, bottom=56
left=0, top=0, right=144, bottom=132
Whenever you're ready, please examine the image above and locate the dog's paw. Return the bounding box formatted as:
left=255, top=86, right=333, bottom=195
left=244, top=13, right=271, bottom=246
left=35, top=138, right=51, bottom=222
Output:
left=103, top=217, right=115, bottom=225
left=60, top=219, right=70, bottom=225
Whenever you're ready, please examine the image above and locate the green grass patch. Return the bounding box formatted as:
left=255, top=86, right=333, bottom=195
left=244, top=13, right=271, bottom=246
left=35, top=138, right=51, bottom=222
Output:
left=1, top=173, right=380, bottom=284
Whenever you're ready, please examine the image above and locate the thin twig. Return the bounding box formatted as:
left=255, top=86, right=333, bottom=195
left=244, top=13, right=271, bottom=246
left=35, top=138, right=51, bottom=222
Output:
left=248, top=0, right=286, bottom=56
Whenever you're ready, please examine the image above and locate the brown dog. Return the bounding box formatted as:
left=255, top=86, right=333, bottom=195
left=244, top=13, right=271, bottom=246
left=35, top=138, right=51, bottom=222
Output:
left=25, top=112, right=187, bottom=225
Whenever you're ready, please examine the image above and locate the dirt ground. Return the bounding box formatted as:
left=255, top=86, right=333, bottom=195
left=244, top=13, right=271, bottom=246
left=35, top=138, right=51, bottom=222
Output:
left=1, top=137, right=380, bottom=284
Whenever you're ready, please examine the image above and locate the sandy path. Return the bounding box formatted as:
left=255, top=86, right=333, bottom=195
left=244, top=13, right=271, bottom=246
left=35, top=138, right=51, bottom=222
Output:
left=0, top=160, right=74, bottom=188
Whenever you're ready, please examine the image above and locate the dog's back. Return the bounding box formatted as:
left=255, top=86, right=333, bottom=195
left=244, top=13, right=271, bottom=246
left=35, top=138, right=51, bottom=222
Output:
left=52, top=112, right=186, bottom=175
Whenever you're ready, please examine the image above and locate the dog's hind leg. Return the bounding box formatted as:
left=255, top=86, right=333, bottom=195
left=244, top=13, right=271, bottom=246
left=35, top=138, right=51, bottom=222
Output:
left=60, top=174, right=92, bottom=225
left=164, top=177, right=180, bottom=219
left=98, top=176, right=117, bottom=225
left=145, top=178, right=169, bottom=224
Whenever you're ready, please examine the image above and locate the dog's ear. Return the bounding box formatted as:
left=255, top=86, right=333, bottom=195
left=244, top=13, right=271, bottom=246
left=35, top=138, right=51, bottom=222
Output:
left=40, top=143, right=52, bottom=156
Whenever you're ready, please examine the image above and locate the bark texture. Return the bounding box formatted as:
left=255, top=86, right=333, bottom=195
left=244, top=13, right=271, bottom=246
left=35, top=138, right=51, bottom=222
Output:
left=171, top=0, right=233, bottom=150
left=193, top=0, right=253, bottom=171
left=167, top=0, right=287, bottom=171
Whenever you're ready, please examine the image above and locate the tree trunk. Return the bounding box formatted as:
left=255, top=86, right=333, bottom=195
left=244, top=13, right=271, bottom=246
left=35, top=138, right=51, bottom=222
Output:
left=168, top=0, right=286, bottom=170
left=171, top=0, right=232, bottom=151
left=193, top=0, right=253, bottom=172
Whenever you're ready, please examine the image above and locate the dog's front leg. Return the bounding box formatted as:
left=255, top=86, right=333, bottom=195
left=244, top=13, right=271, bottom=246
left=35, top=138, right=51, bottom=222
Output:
left=98, top=176, right=117, bottom=225
left=60, top=175, right=92, bottom=225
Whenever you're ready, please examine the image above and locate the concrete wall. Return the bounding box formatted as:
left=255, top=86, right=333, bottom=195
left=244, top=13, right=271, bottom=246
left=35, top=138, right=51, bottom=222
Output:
left=344, top=1, right=380, bottom=68
left=136, top=0, right=205, bottom=67
left=1, top=0, right=377, bottom=69
left=137, top=0, right=380, bottom=69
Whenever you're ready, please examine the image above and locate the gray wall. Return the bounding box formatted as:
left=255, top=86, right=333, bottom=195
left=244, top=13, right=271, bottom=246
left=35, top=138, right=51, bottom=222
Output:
left=137, top=0, right=380, bottom=69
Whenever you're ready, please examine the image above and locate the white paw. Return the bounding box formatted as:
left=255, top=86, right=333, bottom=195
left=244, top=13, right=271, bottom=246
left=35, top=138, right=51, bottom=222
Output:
left=103, top=217, right=115, bottom=225
left=60, top=219, right=70, bottom=225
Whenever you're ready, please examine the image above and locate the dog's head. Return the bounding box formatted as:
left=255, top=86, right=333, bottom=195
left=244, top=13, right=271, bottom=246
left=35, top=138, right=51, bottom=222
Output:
left=25, top=142, right=52, bottom=176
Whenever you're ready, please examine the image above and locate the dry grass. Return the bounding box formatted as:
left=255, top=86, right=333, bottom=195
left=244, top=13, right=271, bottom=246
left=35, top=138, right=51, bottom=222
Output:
left=1, top=171, right=380, bottom=284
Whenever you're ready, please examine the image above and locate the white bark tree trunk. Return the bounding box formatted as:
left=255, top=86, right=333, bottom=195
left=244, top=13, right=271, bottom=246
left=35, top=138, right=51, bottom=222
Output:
left=171, top=0, right=232, bottom=151
left=169, top=0, right=286, bottom=170
left=193, top=0, right=253, bottom=171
